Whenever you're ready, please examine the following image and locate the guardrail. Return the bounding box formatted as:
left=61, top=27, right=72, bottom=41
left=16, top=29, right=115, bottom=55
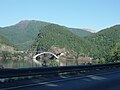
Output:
left=0, top=62, right=120, bottom=78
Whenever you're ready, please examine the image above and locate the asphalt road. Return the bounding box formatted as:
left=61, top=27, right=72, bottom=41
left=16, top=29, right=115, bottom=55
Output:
left=1, top=69, right=120, bottom=90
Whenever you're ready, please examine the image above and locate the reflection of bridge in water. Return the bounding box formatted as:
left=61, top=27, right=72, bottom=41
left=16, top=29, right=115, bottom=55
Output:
left=33, top=52, right=65, bottom=66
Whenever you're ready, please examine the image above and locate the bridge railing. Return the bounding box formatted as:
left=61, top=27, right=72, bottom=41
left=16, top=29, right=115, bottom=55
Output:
left=0, top=62, right=120, bottom=78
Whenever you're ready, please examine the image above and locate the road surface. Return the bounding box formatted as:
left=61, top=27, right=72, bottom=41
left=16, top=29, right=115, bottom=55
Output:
left=1, top=69, right=120, bottom=90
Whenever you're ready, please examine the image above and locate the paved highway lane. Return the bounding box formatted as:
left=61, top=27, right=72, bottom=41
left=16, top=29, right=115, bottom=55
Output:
left=1, top=69, right=120, bottom=90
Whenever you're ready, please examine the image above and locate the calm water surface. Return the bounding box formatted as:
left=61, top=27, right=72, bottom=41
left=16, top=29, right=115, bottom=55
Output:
left=0, top=60, right=39, bottom=68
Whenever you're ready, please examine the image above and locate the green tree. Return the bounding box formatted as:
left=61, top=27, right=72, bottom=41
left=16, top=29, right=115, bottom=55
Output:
left=48, top=60, right=59, bottom=66
left=96, top=58, right=106, bottom=64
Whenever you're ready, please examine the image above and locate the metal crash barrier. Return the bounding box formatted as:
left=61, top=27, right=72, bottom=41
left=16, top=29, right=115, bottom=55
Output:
left=0, top=62, right=120, bottom=78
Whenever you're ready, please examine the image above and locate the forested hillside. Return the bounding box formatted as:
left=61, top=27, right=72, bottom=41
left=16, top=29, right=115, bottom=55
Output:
left=31, top=24, right=93, bottom=55
left=85, top=25, right=120, bottom=62
left=108, top=40, right=120, bottom=62
left=0, top=35, right=12, bottom=46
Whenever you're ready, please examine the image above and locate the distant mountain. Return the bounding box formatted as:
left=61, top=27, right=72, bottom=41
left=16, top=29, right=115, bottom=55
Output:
left=79, top=28, right=97, bottom=33
left=0, top=20, right=91, bottom=50
left=68, top=28, right=92, bottom=37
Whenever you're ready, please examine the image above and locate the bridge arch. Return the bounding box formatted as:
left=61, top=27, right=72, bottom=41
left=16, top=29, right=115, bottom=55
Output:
left=33, top=52, right=60, bottom=66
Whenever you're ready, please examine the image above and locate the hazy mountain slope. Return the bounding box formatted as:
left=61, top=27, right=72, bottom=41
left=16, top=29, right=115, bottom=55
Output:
left=68, top=28, right=92, bottom=37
